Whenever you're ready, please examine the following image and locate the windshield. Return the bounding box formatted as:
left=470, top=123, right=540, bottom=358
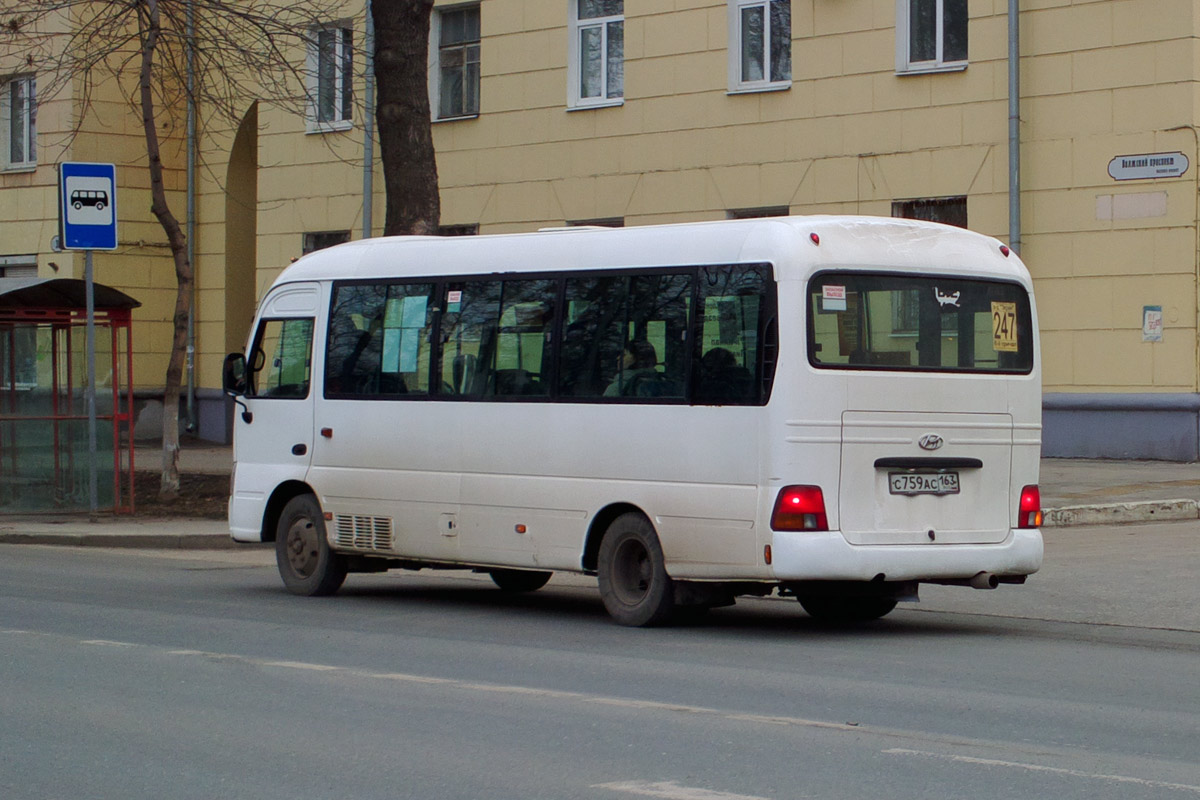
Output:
left=807, top=272, right=1034, bottom=373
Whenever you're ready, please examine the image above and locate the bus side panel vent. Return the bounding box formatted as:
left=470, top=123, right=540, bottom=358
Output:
left=334, top=514, right=395, bottom=552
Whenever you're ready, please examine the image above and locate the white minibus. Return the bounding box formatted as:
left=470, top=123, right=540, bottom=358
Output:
left=223, top=216, right=1043, bottom=626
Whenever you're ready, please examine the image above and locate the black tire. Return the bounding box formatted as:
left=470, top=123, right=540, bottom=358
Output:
left=596, top=512, right=675, bottom=627
left=275, top=494, right=347, bottom=596
left=489, top=568, right=553, bottom=593
left=797, top=595, right=897, bottom=623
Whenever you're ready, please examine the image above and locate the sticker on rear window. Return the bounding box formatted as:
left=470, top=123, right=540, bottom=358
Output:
left=992, top=301, right=1018, bottom=352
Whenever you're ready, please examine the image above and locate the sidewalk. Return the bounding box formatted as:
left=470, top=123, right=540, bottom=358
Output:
left=1, top=445, right=1199, bottom=549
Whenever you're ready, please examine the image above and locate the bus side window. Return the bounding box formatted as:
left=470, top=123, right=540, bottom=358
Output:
left=559, top=276, right=627, bottom=398
left=494, top=279, right=555, bottom=397
left=692, top=265, right=767, bottom=405
left=249, top=318, right=313, bottom=399
left=326, top=282, right=436, bottom=397
left=440, top=280, right=502, bottom=397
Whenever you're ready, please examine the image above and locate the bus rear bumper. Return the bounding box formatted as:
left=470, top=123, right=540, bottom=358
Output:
left=769, top=529, right=1043, bottom=583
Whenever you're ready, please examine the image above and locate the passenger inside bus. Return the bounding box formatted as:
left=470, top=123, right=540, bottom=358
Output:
left=604, top=340, right=660, bottom=397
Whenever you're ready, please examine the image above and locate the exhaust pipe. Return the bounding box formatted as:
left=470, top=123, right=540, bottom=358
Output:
left=969, top=572, right=999, bottom=590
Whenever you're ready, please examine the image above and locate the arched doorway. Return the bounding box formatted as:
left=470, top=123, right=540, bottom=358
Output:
left=224, top=102, right=258, bottom=355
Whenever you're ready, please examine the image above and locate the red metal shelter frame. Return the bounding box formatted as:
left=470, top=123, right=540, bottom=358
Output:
left=0, top=279, right=139, bottom=514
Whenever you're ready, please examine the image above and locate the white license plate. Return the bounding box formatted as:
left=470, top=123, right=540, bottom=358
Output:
left=888, top=471, right=960, bottom=495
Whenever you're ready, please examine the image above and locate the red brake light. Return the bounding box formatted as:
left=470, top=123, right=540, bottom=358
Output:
left=771, top=485, right=829, bottom=531
left=1019, top=485, right=1042, bottom=528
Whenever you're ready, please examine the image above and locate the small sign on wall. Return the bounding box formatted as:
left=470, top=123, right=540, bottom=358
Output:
left=1143, top=306, right=1163, bottom=342
left=1109, top=152, right=1189, bottom=181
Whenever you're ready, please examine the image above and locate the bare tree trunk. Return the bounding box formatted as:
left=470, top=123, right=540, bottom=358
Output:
left=372, top=0, right=440, bottom=235
left=137, top=0, right=192, bottom=500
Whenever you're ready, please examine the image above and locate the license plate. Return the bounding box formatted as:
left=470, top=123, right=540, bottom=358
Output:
left=888, top=471, right=960, bottom=495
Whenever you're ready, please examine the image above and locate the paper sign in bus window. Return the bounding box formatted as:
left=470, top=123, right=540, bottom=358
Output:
left=991, top=302, right=1018, bottom=352
left=385, top=295, right=430, bottom=329
left=822, top=285, right=847, bottom=312
left=382, top=328, right=401, bottom=372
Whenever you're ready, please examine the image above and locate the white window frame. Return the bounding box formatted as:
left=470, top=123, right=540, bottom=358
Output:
left=727, top=0, right=791, bottom=94
left=567, top=0, right=624, bottom=110
left=895, top=0, right=967, bottom=75
left=306, top=22, right=354, bottom=133
left=429, top=3, right=481, bottom=122
left=1, top=74, right=36, bottom=171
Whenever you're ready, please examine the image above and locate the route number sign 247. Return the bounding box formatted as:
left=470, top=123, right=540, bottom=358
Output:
left=991, top=302, right=1018, bottom=353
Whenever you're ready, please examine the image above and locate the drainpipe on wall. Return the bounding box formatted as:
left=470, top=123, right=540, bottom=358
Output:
left=363, top=0, right=375, bottom=239
left=185, top=0, right=198, bottom=433
left=1008, top=0, right=1021, bottom=254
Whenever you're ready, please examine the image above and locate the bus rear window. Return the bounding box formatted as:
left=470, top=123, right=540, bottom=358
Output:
left=807, top=273, right=1033, bottom=373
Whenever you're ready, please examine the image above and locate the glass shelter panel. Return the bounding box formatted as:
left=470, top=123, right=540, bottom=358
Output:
left=0, top=315, right=133, bottom=513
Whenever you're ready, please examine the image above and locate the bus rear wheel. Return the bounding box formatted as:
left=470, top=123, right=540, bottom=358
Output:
left=597, top=513, right=675, bottom=627
left=489, top=569, right=552, bottom=592
left=275, top=494, right=347, bottom=596
left=797, top=595, right=897, bottom=623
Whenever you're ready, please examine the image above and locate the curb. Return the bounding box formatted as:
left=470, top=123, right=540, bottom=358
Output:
left=1043, top=499, right=1199, bottom=528
left=0, top=531, right=251, bottom=550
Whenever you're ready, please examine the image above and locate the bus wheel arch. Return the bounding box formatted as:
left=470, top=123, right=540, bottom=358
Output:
left=582, top=502, right=644, bottom=573
left=261, top=480, right=318, bottom=543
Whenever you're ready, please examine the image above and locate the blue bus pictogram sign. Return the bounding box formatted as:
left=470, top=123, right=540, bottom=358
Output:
left=59, top=162, right=118, bottom=250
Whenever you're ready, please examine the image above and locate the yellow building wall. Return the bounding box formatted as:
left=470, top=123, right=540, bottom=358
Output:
left=7, top=0, right=1199, bottom=419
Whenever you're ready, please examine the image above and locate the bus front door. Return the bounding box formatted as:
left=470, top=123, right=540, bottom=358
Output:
left=228, top=285, right=319, bottom=542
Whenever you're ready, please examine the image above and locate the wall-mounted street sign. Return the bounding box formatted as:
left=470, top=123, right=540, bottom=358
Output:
left=58, top=162, right=118, bottom=250
left=1108, top=151, right=1189, bottom=182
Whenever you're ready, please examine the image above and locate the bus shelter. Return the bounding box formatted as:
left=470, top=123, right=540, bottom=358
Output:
left=0, top=278, right=139, bottom=513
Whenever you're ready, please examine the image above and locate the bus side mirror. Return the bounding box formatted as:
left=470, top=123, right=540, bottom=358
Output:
left=223, top=353, right=253, bottom=424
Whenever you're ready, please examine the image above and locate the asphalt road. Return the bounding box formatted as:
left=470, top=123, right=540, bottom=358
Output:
left=1, top=522, right=1198, bottom=800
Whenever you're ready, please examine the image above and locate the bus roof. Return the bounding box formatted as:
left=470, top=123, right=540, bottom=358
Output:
left=272, top=215, right=1031, bottom=289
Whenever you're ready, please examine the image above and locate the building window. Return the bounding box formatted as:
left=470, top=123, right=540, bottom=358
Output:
left=438, top=224, right=479, bottom=236
left=892, top=196, right=967, bottom=228
left=307, top=24, right=353, bottom=130
left=892, top=196, right=967, bottom=334
left=302, top=230, right=351, bottom=255
left=729, top=0, right=790, bottom=93
left=2, top=75, right=36, bottom=170
left=897, top=0, right=967, bottom=74
left=569, top=0, right=623, bottom=109
left=0, top=254, right=38, bottom=278
left=727, top=206, right=789, bottom=219
left=567, top=218, right=623, bottom=227
left=433, top=5, right=480, bottom=120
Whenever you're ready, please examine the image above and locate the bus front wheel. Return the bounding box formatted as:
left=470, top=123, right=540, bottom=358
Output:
left=597, top=513, right=675, bottom=627
left=489, top=568, right=552, bottom=592
left=275, top=494, right=347, bottom=596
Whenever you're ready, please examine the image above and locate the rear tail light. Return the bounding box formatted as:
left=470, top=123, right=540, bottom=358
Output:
left=1019, top=485, right=1042, bottom=528
left=771, top=485, right=829, bottom=531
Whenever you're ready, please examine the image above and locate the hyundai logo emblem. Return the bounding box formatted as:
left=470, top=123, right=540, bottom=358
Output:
left=918, top=434, right=944, bottom=451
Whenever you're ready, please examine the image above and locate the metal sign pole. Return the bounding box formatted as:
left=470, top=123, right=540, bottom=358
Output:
left=85, top=249, right=98, bottom=516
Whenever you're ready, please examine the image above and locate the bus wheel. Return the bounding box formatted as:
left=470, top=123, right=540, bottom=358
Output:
left=489, top=569, right=552, bottom=593
left=275, top=494, right=347, bottom=597
left=597, top=513, right=675, bottom=627
left=797, top=595, right=897, bottom=623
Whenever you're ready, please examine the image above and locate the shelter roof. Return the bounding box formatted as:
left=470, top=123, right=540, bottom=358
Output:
left=0, top=278, right=141, bottom=310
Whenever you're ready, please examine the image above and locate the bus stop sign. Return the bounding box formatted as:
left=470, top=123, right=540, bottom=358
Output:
left=59, top=162, right=118, bottom=250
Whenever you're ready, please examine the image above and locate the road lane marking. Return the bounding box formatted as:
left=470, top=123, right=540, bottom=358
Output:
left=593, top=780, right=775, bottom=800
left=5, top=626, right=1195, bottom=794
left=885, top=748, right=1200, bottom=794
